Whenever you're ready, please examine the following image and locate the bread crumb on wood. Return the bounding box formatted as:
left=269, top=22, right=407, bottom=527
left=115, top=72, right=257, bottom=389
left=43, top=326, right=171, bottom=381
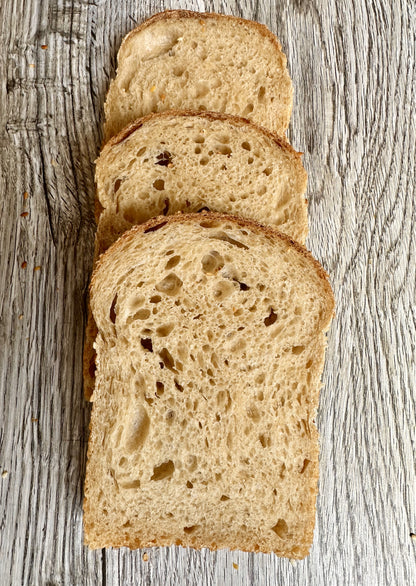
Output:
left=289, top=558, right=297, bottom=566
left=23, top=191, right=29, bottom=200
left=34, top=266, right=41, bottom=271
left=31, top=418, right=38, bottom=423
left=18, top=314, right=23, bottom=320
left=232, top=563, right=238, bottom=570
left=142, top=552, right=149, bottom=561
left=1, top=471, right=8, bottom=478
left=411, top=533, right=416, bottom=541
left=20, top=212, right=29, bottom=218
left=29, top=64, right=35, bottom=68
left=41, top=44, right=48, bottom=50
left=21, top=261, right=27, bottom=269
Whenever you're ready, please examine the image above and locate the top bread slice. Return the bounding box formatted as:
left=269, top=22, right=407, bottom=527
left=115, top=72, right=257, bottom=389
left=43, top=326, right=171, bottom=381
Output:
left=84, top=212, right=334, bottom=556
left=104, top=10, right=293, bottom=141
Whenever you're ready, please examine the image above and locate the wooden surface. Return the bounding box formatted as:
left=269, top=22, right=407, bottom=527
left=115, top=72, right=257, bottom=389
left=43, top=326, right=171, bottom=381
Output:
left=0, top=0, right=415, bottom=584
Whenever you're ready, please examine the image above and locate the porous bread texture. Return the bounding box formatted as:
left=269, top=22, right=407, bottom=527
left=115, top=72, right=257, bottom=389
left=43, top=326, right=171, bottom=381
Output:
left=84, top=213, right=334, bottom=557
left=96, top=110, right=308, bottom=254
left=83, top=110, right=308, bottom=400
left=104, top=10, right=293, bottom=141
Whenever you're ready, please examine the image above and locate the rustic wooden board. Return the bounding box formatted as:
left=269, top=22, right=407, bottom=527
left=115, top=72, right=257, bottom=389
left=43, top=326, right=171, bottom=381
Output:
left=1, top=0, right=415, bottom=584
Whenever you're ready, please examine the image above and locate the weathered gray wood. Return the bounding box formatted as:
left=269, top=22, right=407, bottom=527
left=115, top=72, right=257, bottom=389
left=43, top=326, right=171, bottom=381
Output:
left=0, top=0, right=415, bottom=584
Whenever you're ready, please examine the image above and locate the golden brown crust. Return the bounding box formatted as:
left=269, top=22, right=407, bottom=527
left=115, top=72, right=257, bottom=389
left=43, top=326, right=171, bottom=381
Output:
left=119, top=10, right=284, bottom=62
left=92, top=212, right=335, bottom=327
left=103, top=109, right=301, bottom=159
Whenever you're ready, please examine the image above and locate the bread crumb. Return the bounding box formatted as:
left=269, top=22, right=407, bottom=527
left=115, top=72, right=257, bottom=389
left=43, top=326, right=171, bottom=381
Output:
left=21, top=261, right=27, bottom=269
left=20, top=212, right=29, bottom=218
left=34, top=266, right=41, bottom=271
left=41, top=44, right=48, bottom=50
left=232, top=563, right=238, bottom=570
left=142, top=552, right=149, bottom=561
left=411, top=533, right=416, bottom=541
left=23, top=191, right=29, bottom=200
left=289, top=558, right=297, bottom=566
left=1, top=471, right=8, bottom=478
left=150, top=85, right=156, bottom=92
left=18, top=314, right=23, bottom=320
left=29, top=64, right=35, bottom=68
left=31, top=418, right=38, bottom=423
left=51, top=159, right=57, bottom=167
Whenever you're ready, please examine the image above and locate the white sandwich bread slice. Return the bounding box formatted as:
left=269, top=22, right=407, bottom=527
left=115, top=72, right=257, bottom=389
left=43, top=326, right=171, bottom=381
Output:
left=103, top=10, right=293, bottom=141
left=83, top=110, right=308, bottom=400
left=84, top=213, right=334, bottom=557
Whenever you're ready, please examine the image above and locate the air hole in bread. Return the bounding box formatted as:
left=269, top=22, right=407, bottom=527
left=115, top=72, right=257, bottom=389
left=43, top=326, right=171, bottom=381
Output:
left=173, top=67, right=184, bottom=77
left=264, top=308, right=277, bottom=326
left=153, top=179, right=165, bottom=191
left=119, top=479, right=141, bottom=489
left=208, top=231, right=249, bottom=250
left=155, top=151, right=173, bottom=166
left=259, top=434, right=271, bottom=448
left=194, top=135, right=205, bottom=144
left=197, top=206, right=210, bottom=213
left=271, top=518, right=290, bottom=539
left=198, top=104, right=207, bottom=111
left=199, top=156, right=209, bottom=165
left=133, top=309, right=150, bottom=320
left=183, top=525, right=199, bottom=534
left=136, top=147, right=146, bottom=157
left=292, top=345, right=305, bottom=355
left=124, top=407, right=150, bottom=451
left=186, top=481, right=193, bottom=489
left=114, top=178, right=122, bottom=193
left=174, top=379, right=184, bottom=392
left=156, top=273, right=183, bottom=296
left=220, top=495, right=230, bottom=502
left=214, top=280, right=235, bottom=300
left=258, top=186, right=267, bottom=196
left=118, top=457, right=127, bottom=467
left=150, top=295, right=161, bottom=303
left=165, top=255, right=181, bottom=270
left=195, top=82, right=209, bottom=98
left=144, top=395, right=154, bottom=406
left=194, top=146, right=202, bottom=154
left=109, top=295, right=117, bottom=324
left=140, top=338, right=153, bottom=352
left=156, top=323, right=174, bottom=337
left=237, top=281, right=250, bottom=291
left=166, top=410, right=175, bottom=422
left=247, top=406, right=260, bottom=422
left=161, top=198, right=169, bottom=215
left=263, top=167, right=272, bottom=176
left=159, top=348, right=177, bottom=372
left=258, top=86, right=266, bottom=102
left=144, top=221, right=167, bottom=233
left=201, top=251, right=224, bottom=274
left=156, top=381, right=164, bottom=396
left=216, top=145, right=232, bottom=156
left=151, top=460, right=175, bottom=481
left=300, top=459, right=311, bottom=474
left=243, top=103, right=254, bottom=115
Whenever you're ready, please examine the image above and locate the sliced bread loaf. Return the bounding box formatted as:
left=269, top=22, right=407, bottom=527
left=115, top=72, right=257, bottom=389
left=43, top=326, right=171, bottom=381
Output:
left=84, top=213, right=334, bottom=556
left=104, top=10, right=293, bottom=141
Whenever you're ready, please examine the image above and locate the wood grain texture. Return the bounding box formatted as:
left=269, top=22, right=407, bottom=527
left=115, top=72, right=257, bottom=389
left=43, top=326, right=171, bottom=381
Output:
left=0, top=0, right=415, bottom=584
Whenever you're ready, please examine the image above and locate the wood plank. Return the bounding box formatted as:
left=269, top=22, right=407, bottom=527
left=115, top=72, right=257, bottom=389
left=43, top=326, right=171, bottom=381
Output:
left=0, top=0, right=415, bottom=584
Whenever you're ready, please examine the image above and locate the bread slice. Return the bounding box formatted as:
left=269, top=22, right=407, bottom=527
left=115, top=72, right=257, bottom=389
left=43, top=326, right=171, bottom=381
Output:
left=84, top=213, right=334, bottom=557
left=96, top=110, right=308, bottom=252
left=103, top=10, right=293, bottom=141
left=82, top=110, right=308, bottom=400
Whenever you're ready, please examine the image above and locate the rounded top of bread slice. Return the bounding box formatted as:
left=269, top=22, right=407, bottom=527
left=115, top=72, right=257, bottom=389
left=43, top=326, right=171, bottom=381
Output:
left=104, top=10, right=293, bottom=140
left=96, top=110, right=308, bottom=248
